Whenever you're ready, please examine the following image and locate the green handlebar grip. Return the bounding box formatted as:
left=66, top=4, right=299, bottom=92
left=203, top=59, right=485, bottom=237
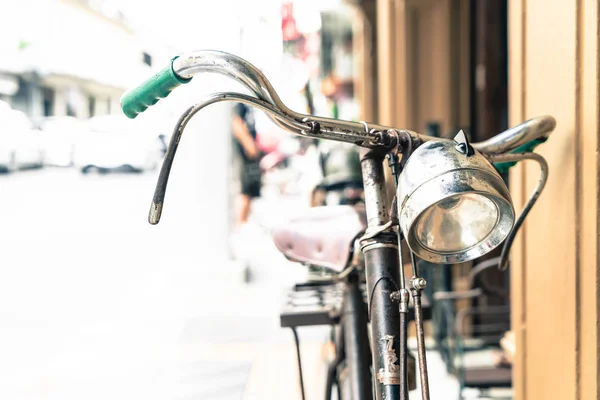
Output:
left=121, top=57, right=191, bottom=119
left=493, top=137, right=548, bottom=174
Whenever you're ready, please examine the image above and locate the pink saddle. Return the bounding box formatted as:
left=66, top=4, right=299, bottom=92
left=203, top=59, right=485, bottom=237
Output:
left=271, top=205, right=367, bottom=273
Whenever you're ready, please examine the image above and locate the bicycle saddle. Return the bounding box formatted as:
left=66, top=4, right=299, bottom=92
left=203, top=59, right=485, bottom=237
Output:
left=272, top=205, right=367, bottom=272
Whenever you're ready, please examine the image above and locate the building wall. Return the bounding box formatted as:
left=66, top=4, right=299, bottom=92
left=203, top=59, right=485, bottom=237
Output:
left=375, top=0, right=470, bottom=134
left=372, top=0, right=471, bottom=224
left=508, top=0, right=599, bottom=398
left=0, top=0, right=166, bottom=119
left=37, top=0, right=145, bottom=119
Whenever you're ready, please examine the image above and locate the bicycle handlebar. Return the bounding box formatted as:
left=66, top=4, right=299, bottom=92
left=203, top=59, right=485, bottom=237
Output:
left=121, top=50, right=555, bottom=154
left=472, top=117, right=555, bottom=155
left=120, top=50, right=556, bottom=227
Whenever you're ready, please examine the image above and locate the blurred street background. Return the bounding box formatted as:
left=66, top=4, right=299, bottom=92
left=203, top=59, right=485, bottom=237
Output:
left=0, top=0, right=364, bottom=399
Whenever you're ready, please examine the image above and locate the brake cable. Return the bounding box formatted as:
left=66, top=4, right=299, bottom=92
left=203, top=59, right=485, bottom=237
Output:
left=487, top=152, right=549, bottom=271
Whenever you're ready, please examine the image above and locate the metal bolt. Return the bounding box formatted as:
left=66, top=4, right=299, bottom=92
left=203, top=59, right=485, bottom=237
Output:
left=373, top=131, right=383, bottom=144
left=385, top=129, right=399, bottom=148
left=412, top=278, right=427, bottom=290
left=307, top=121, right=321, bottom=134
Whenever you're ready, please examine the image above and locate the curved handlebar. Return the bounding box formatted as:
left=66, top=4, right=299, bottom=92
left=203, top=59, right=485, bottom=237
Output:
left=120, top=50, right=556, bottom=226
left=472, top=116, right=555, bottom=155
left=121, top=50, right=554, bottom=155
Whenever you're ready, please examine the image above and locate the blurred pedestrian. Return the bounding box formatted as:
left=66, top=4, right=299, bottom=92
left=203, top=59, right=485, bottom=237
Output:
left=229, top=103, right=265, bottom=282
left=232, top=103, right=262, bottom=227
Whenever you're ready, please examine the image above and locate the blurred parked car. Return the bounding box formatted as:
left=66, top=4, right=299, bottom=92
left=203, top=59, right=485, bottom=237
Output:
left=36, top=116, right=84, bottom=167
left=74, top=115, right=163, bottom=174
left=0, top=101, right=45, bottom=172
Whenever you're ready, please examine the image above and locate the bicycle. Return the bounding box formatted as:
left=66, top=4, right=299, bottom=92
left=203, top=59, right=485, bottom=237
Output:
left=120, top=50, right=554, bottom=400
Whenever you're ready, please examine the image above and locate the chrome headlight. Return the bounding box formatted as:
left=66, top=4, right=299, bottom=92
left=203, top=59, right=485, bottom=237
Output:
left=397, top=135, right=515, bottom=264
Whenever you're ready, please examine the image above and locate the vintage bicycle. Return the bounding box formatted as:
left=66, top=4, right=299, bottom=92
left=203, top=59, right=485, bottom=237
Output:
left=121, top=50, right=554, bottom=400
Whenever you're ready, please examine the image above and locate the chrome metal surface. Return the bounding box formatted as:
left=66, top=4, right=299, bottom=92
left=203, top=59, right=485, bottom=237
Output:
left=360, top=153, right=390, bottom=228
left=408, top=251, right=430, bottom=400
left=396, top=228, right=406, bottom=290
left=415, top=193, right=499, bottom=252
left=487, top=153, right=549, bottom=271
left=397, top=140, right=515, bottom=263
left=360, top=228, right=399, bottom=253
left=413, top=290, right=430, bottom=400
left=173, top=50, right=417, bottom=147
left=173, top=51, right=300, bottom=133
left=398, top=289, right=410, bottom=313
left=169, top=51, right=554, bottom=156
left=410, top=246, right=418, bottom=278
left=411, top=278, right=427, bottom=291
left=472, top=115, right=556, bottom=154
